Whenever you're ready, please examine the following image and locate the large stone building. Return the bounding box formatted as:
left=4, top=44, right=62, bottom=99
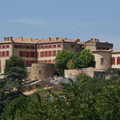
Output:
left=0, top=36, right=119, bottom=78
left=0, top=37, right=84, bottom=73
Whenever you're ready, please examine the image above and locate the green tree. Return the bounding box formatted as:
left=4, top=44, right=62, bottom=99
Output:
left=0, top=56, right=28, bottom=117
left=4, top=55, right=26, bottom=73
left=95, top=79, right=120, bottom=120
left=55, top=50, right=74, bottom=71
left=72, top=49, right=95, bottom=68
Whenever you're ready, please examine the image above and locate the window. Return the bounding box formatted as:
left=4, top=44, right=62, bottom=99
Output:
left=49, top=45, right=51, bottom=48
left=32, top=52, right=35, bottom=57
left=6, top=51, right=9, bottom=57
left=21, top=45, right=24, bottom=49
left=101, top=58, right=104, bottom=65
left=58, top=44, right=61, bottom=48
left=2, top=51, right=5, bottom=57
left=32, top=46, right=35, bottom=49
left=98, top=74, right=101, bottom=78
left=49, top=51, right=51, bottom=56
left=6, top=45, right=9, bottom=48
left=117, top=57, right=120, bottom=65
left=111, top=57, right=115, bottom=65
left=14, top=45, right=18, bottom=48
left=53, top=51, right=56, bottom=56
left=26, top=46, right=30, bottom=49
left=2, top=45, right=5, bottom=49
left=21, top=51, right=24, bottom=57
left=53, top=45, right=56, bottom=48
left=26, top=52, right=30, bottom=57
left=71, top=44, right=74, bottom=47
left=45, top=45, right=47, bottom=48
left=45, top=51, right=47, bottom=57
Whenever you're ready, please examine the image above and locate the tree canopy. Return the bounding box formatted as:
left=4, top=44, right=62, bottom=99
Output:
left=72, top=49, right=95, bottom=68
left=55, top=50, right=74, bottom=71
left=0, top=55, right=28, bottom=118
left=4, top=55, right=26, bottom=73
left=2, top=74, right=120, bottom=120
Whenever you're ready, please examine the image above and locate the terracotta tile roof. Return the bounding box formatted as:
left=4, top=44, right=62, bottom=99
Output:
left=0, top=37, right=85, bottom=46
left=77, top=42, right=85, bottom=45
left=37, top=38, right=76, bottom=44
left=13, top=38, right=39, bottom=44
left=0, top=41, right=12, bottom=44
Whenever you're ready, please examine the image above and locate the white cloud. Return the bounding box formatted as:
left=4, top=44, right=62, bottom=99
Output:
left=6, top=18, right=49, bottom=26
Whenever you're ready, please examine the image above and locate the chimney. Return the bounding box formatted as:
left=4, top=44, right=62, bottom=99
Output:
left=20, top=37, right=23, bottom=41
left=48, top=37, right=51, bottom=41
left=6, top=37, right=9, bottom=41
left=93, top=38, right=96, bottom=41
left=9, top=37, right=13, bottom=41
left=30, top=38, right=32, bottom=41
left=41, top=38, right=43, bottom=40
left=76, top=39, right=80, bottom=42
left=65, top=38, right=67, bottom=39
left=90, top=38, right=93, bottom=41
left=4, top=37, right=6, bottom=41
left=96, top=39, right=99, bottom=42
left=55, top=37, right=59, bottom=41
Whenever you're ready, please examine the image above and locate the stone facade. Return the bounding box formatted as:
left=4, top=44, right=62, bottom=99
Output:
left=27, top=63, right=54, bottom=80
left=0, top=36, right=117, bottom=76
left=92, top=50, right=112, bottom=70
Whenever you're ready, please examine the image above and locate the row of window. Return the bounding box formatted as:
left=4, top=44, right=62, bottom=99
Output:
left=0, top=45, right=9, bottom=49
left=98, top=47, right=109, bottom=50
left=19, top=51, right=37, bottom=57
left=14, top=45, right=36, bottom=49
left=39, top=50, right=60, bottom=57
left=24, top=60, right=55, bottom=67
left=111, top=57, right=120, bottom=65
left=37, top=44, right=61, bottom=49
left=0, top=51, right=9, bottom=57
left=38, top=60, right=55, bottom=64
left=19, top=50, right=61, bottom=58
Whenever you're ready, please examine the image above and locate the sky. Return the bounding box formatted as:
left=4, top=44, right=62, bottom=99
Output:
left=0, top=0, right=120, bottom=50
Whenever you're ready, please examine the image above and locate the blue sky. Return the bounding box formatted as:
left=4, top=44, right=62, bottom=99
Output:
left=0, top=0, right=120, bottom=49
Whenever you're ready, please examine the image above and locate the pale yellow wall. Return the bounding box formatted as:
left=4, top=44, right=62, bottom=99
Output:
left=92, top=51, right=111, bottom=70
left=0, top=44, right=12, bottom=73
left=37, top=43, right=62, bottom=62
left=13, top=43, right=37, bottom=61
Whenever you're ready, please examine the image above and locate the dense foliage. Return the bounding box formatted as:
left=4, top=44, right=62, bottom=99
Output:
left=0, top=55, right=27, bottom=118
left=2, top=73, right=120, bottom=120
left=55, top=49, right=95, bottom=71
left=55, top=50, right=74, bottom=71
left=72, top=49, right=95, bottom=68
